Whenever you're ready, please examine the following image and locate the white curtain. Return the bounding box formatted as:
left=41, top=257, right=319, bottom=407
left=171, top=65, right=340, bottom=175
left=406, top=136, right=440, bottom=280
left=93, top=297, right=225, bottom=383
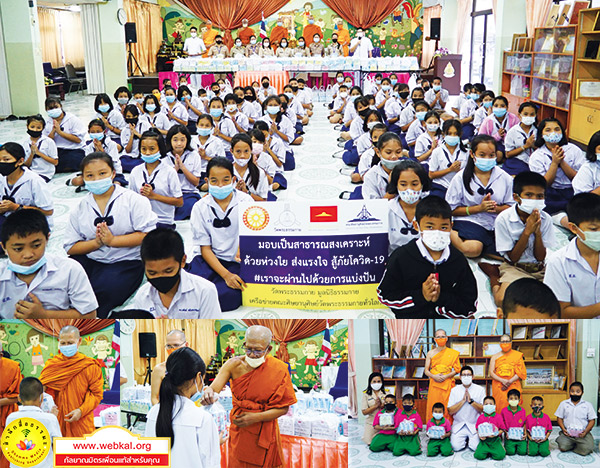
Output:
left=59, top=10, right=84, bottom=68
left=37, top=7, right=84, bottom=68
left=456, top=0, right=473, bottom=53
left=81, top=4, right=105, bottom=94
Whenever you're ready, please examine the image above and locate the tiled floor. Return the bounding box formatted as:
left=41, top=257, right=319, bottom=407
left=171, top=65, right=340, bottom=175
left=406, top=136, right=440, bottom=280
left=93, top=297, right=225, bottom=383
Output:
left=348, top=418, right=600, bottom=467
left=0, top=92, right=570, bottom=318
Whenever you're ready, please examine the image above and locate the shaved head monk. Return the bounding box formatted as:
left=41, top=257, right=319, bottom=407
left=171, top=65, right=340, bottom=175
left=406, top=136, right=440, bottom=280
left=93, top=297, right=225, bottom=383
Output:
left=39, top=326, right=103, bottom=437
left=151, top=329, right=187, bottom=405
left=203, top=325, right=297, bottom=467
left=490, top=334, right=526, bottom=413
left=0, top=341, right=23, bottom=468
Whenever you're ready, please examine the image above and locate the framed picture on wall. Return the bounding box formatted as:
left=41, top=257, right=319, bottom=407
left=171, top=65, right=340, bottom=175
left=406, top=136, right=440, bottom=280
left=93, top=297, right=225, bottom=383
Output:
left=483, top=342, right=502, bottom=356
left=471, top=363, right=486, bottom=378
left=450, top=342, right=472, bottom=357
left=381, top=365, right=394, bottom=378
left=523, top=365, right=555, bottom=388
left=401, top=385, right=415, bottom=397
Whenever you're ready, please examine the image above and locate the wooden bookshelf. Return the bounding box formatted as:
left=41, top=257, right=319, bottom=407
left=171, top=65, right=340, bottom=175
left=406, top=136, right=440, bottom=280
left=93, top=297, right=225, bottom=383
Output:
left=568, top=7, right=600, bottom=144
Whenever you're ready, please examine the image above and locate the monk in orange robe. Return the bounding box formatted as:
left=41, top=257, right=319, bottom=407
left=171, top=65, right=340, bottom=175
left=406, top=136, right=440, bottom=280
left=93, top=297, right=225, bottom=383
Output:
left=202, top=21, right=219, bottom=57
left=270, top=21, right=289, bottom=50
left=335, top=19, right=351, bottom=56
left=203, top=325, right=297, bottom=468
left=302, top=16, right=322, bottom=47
left=490, top=334, right=527, bottom=413
left=0, top=343, right=22, bottom=468
left=238, top=19, right=255, bottom=45
left=40, top=326, right=104, bottom=437
left=424, top=329, right=461, bottom=422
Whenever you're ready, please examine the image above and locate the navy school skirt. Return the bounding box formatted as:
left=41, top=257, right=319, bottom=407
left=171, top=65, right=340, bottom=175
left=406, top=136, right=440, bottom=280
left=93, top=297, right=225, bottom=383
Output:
left=185, top=255, right=242, bottom=312
left=174, top=192, right=201, bottom=221
left=453, top=220, right=498, bottom=256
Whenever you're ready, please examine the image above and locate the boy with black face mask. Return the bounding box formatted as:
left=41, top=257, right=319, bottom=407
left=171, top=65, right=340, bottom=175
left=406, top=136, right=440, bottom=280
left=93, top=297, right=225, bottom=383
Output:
left=370, top=394, right=400, bottom=453
left=133, top=228, right=222, bottom=318
left=23, top=114, right=58, bottom=182
left=555, top=382, right=596, bottom=456
left=393, top=393, right=423, bottom=456
left=525, top=396, right=552, bottom=457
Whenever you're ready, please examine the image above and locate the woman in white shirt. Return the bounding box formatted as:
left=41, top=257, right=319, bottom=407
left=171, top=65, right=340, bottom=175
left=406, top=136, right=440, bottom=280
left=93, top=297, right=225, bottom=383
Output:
left=145, top=347, right=220, bottom=468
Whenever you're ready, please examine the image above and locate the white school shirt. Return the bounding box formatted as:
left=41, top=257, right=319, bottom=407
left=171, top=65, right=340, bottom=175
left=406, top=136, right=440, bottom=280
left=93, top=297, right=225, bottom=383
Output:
left=388, top=197, right=419, bottom=254
left=573, top=160, right=600, bottom=194
left=472, top=107, right=489, bottom=131
left=162, top=101, right=188, bottom=129
left=284, top=108, right=297, bottom=127
left=164, top=150, right=203, bottom=193
left=0, top=170, right=53, bottom=226
left=362, top=163, right=390, bottom=200
left=259, top=115, right=295, bottom=151
left=257, top=86, right=278, bottom=103
left=214, top=116, right=237, bottom=146
left=405, top=119, right=425, bottom=145
left=554, top=399, right=597, bottom=429
left=447, top=383, right=486, bottom=433
left=63, top=185, right=158, bottom=263
left=384, top=98, right=402, bottom=121
left=358, top=148, right=375, bottom=177
left=544, top=239, right=600, bottom=309
left=234, top=165, right=269, bottom=199
left=133, top=269, right=221, bottom=318
left=348, top=117, right=365, bottom=141
left=190, top=190, right=253, bottom=261
left=460, top=99, right=478, bottom=120
left=119, top=120, right=152, bottom=158
left=242, top=100, right=261, bottom=121
left=454, top=93, right=468, bottom=114
left=192, top=134, right=226, bottom=173
left=129, top=161, right=183, bottom=225
left=494, top=204, right=556, bottom=263
left=84, top=136, right=123, bottom=174
left=529, top=143, right=585, bottom=189
left=6, top=406, right=62, bottom=468
left=445, top=166, right=515, bottom=231
left=263, top=136, right=287, bottom=166
left=289, top=98, right=306, bottom=118
left=356, top=132, right=373, bottom=156
left=375, top=89, right=391, bottom=107
left=299, top=87, right=313, bottom=104
left=22, top=135, right=58, bottom=181
left=349, top=36, right=373, bottom=58
left=225, top=110, right=250, bottom=132
left=141, top=112, right=171, bottom=133
left=43, top=112, right=86, bottom=149
left=343, top=101, right=358, bottom=123
left=415, top=132, right=442, bottom=161
left=255, top=151, right=279, bottom=177
left=424, top=88, right=450, bottom=110
left=428, top=145, right=469, bottom=188
left=99, top=109, right=127, bottom=139
left=0, top=254, right=98, bottom=318
left=183, top=36, right=206, bottom=55
left=186, top=96, right=205, bottom=122
left=146, top=395, right=220, bottom=468
left=505, top=124, right=537, bottom=163
left=399, top=104, right=416, bottom=128
left=332, top=95, right=347, bottom=112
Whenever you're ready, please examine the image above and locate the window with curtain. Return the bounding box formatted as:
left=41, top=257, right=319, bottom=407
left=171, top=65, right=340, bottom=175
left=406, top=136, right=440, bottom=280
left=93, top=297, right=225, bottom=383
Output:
left=421, top=5, right=442, bottom=68
left=123, top=0, right=163, bottom=75
left=468, top=0, right=495, bottom=88
left=38, top=7, right=85, bottom=69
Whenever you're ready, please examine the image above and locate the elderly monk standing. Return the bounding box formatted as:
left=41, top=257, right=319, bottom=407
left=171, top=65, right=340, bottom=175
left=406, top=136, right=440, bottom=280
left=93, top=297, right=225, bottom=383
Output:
left=490, top=334, right=527, bottom=413
left=40, top=326, right=103, bottom=437
left=150, top=329, right=188, bottom=405
left=270, top=19, right=289, bottom=51
left=0, top=342, right=23, bottom=468
left=203, top=21, right=219, bottom=50
left=302, top=16, right=322, bottom=47
left=203, top=325, right=297, bottom=468
left=238, top=19, right=254, bottom=45
left=424, top=329, right=461, bottom=422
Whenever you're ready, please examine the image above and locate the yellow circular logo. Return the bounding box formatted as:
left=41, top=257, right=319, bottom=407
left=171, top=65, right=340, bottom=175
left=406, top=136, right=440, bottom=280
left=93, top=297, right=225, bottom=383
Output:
left=1, top=417, right=51, bottom=467
left=243, top=206, right=270, bottom=231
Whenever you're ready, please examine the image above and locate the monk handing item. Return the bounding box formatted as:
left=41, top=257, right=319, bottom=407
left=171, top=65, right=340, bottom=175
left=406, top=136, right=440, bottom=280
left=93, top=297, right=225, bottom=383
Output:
left=424, top=329, right=461, bottom=422
left=489, top=334, right=527, bottom=413
left=40, top=326, right=104, bottom=437
left=150, top=330, right=188, bottom=406
left=202, top=325, right=297, bottom=468
left=0, top=342, right=23, bottom=468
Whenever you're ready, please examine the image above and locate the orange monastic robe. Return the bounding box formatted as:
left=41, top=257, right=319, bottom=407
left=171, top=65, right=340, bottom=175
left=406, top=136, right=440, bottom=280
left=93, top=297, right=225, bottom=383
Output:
left=270, top=26, right=289, bottom=49
left=302, top=24, right=323, bottom=47
left=492, top=349, right=527, bottom=413
left=426, top=347, right=461, bottom=422
left=203, top=28, right=219, bottom=48
left=337, top=26, right=351, bottom=56
left=238, top=27, right=255, bottom=45
left=228, top=355, right=297, bottom=468
left=40, top=352, right=104, bottom=437
left=0, top=358, right=22, bottom=468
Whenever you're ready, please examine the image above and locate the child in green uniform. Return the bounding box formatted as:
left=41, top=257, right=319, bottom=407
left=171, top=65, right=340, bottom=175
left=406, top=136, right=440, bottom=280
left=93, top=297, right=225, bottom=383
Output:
left=526, top=396, right=552, bottom=456
left=426, top=402, right=453, bottom=456
left=393, top=394, right=423, bottom=456
left=370, top=394, right=400, bottom=452
left=501, top=389, right=527, bottom=455
left=474, top=395, right=507, bottom=460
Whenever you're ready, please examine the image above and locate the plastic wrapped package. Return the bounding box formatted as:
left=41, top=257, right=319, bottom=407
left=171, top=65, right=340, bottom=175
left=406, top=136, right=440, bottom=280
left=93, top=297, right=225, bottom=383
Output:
left=311, top=413, right=341, bottom=441
left=204, top=401, right=229, bottom=436
left=478, top=422, right=499, bottom=438
left=427, top=426, right=445, bottom=439
left=332, top=397, right=348, bottom=415
left=508, top=427, right=524, bottom=440
left=100, top=406, right=120, bottom=426
left=278, top=414, right=295, bottom=436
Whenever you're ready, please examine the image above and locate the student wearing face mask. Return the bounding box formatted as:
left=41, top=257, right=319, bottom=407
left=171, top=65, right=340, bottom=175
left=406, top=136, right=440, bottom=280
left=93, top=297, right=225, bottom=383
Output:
left=361, top=372, right=386, bottom=444
left=405, top=100, right=431, bottom=158
left=133, top=229, right=221, bottom=318
left=525, top=396, right=552, bottom=457
left=369, top=394, right=400, bottom=453
left=554, top=382, right=596, bottom=456
left=459, top=83, right=486, bottom=140
left=269, top=19, right=288, bottom=51
left=393, top=394, right=423, bottom=456
left=447, top=366, right=485, bottom=453
left=120, top=104, right=152, bottom=173
left=503, top=102, right=538, bottom=175
left=474, top=396, right=506, bottom=460
left=22, top=114, right=58, bottom=183
left=501, top=389, right=527, bottom=456
left=424, top=76, right=450, bottom=111
left=257, top=77, right=277, bottom=103
left=415, top=111, right=443, bottom=169
left=426, top=402, right=453, bottom=457
left=361, top=132, right=404, bottom=200
left=145, top=347, right=221, bottom=468
left=572, top=131, right=600, bottom=194
left=343, top=109, right=384, bottom=168
left=489, top=335, right=526, bottom=413
left=207, top=35, right=229, bottom=58
left=479, top=96, right=519, bottom=162
left=377, top=196, right=477, bottom=318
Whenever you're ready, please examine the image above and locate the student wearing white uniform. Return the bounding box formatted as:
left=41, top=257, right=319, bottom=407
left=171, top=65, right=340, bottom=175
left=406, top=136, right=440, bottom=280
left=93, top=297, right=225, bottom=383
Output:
left=6, top=377, right=62, bottom=468
left=251, top=123, right=288, bottom=192
left=428, top=120, right=470, bottom=199
left=22, top=114, right=58, bottom=182
left=478, top=96, right=520, bottom=161
left=446, top=135, right=514, bottom=258
left=43, top=97, right=86, bottom=173
left=119, top=104, right=152, bottom=173
left=387, top=160, right=431, bottom=254
left=362, top=133, right=404, bottom=200
left=164, top=125, right=202, bottom=220
left=193, top=114, right=227, bottom=178
left=472, top=91, right=494, bottom=132
left=145, top=347, right=220, bottom=468
left=224, top=94, right=250, bottom=132
left=162, top=87, right=188, bottom=130
left=93, top=93, right=126, bottom=145
left=452, top=83, right=472, bottom=116
left=554, top=382, right=597, bottom=456
left=405, top=100, right=431, bottom=158
left=503, top=102, right=538, bottom=175
left=349, top=28, right=373, bottom=58
left=177, top=85, right=204, bottom=135
left=354, top=124, right=386, bottom=184
left=424, top=76, right=450, bottom=111
left=0, top=143, right=54, bottom=236
left=528, top=118, right=585, bottom=214
left=399, top=87, right=425, bottom=133
left=81, top=119, right=127, bottom=187
left=133, top=229, right=221, bottom=318
left=231, top=133, right=269, bottom=201
left=141, top=94, right=170, bottom=136
left=414, top=111, right=443, bottom=168
left=183, top=26, right=207, bottom=89
left=257, top=76, right=278, bottom=103
left=187, top=157, right=253, bottom=311
left=64, top=152, right=158, bottom=318
left=0, top=210, right=97, bottom=319
left=447, top=366, right=485, bottom=453
left=341, top=90, right=362, bottom=130
left=544, top=193, right=600, bottom=318
left=208, top=98, right=237, bottom=151
left=259, top=95, right=296, bottom=170
left=459, top=84, right=484, bottom=140
left=242, top=86, right=262, bottom=125
left=572, top=131, right=600, bottom=194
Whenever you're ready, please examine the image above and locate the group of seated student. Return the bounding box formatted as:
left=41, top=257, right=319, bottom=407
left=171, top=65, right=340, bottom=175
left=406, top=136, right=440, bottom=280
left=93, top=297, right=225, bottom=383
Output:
left=0, top=75, right=319, bottom=319
left=368, top=382, right=596, bottom=459
left=329, top=73, right=599, bottom=319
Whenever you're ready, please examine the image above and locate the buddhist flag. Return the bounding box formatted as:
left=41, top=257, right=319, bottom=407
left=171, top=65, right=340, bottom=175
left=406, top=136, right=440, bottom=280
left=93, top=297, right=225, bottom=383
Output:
left=112, top=320, right=120, bottom=365
left=321, top=321, right=332, bottom=366
left=260, top=13, right=267, bottom=39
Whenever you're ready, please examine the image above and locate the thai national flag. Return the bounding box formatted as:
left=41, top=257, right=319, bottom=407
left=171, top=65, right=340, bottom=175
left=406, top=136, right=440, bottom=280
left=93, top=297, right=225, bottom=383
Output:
left=260, top=13, right=267, bottom=39
left=112, top=320, right=121, bottom=365
left=321, top=321, right=332, bottom=366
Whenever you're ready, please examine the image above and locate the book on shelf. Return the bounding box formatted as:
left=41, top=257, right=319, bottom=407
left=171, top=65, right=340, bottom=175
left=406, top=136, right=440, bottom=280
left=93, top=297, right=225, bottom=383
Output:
left=451, top=320, right=461, bottom=336
left=551, top=325, right=563, bottom=339
left=381, top=365, right=394, bottom=378
left=419, top=388, right=428, bottom=399
left=467, top=319, right=479, bottom=336
left=569, top=1, right=590, bottom=25
left=513, top=326, right=527, bottom=340
left=565, top=34, right=576, bottom=52
left=551, top=61, right=560, bottom=79
left=393, top=366, right=407, bottom=379
left=541, top=35, right=555, bottom=52
left=532, top=326, right=547, bottom=339
left=413, top=366, right=425, bottom=378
